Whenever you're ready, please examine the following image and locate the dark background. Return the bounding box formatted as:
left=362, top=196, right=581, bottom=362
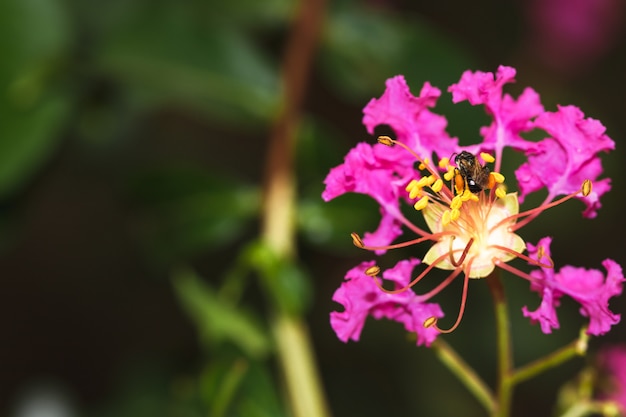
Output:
left=1, top=0, right=625, bottom=416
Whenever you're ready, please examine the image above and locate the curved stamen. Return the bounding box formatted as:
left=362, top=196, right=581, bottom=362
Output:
left=378, top=136, right=455, bottom=201
left=449, top=237, right=475, bottom=267
left=351, top=231, right=455, bottom=251
left=490, top=182, right=588, bottom=233
left=372, top=249, right=466, bottom=294
left=493, top=258, right=541, bottom=283
left=418, top=266, right=464, bottom=300
left=489, top=244, right=554, bottom=269
left=425, top=258, right=472, bottom=333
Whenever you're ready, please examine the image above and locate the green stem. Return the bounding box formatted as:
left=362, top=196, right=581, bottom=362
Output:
left=511, top=338, right=584, bottom=386
left=260, top=0, right=330, bottom=416
left=487, top=274, right=514, bottom=417
left=432, top=338, right=496, bottom=415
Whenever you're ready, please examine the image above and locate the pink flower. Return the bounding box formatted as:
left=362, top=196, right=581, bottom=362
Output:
left=524, top=0, right=625, bottom=74
left=330, top=259, right=443, bottom=347
left=597, top=345, right=626, bottom=412
left=324, top=66, right=621, bottom=342
left=515, top=105, right=614, bottom=218
left=522, top=237, right=624, bottom=336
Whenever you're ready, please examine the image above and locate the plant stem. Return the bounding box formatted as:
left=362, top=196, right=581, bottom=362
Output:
left=511, top=339, right=584, bottom=386
left=432, top=338, right=496, bottom=415
left=260, top=0, right=330, bottom=416
left=487, top=274, right=514, bottom=417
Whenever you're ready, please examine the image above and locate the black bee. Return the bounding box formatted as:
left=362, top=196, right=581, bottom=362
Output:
left=454, top=151, right=491, bottom=193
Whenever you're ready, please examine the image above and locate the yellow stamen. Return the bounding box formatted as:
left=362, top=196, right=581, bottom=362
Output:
left=461, top=189, right=473, bottom=201
left=438, top=157, right=450, bottom=169
left=450, top=208, right=460, bottom=221
left=409, top=186, right=422, bottom=200
left=442, top=210, right=451, bottom=226
left=365, top=265, right=381, bottom=276
left=414, top=196, right=429, bottom=211
left=444, top=167, right=455, bottom=181
left=450, top=195, right=462, bottom=210
left=491, top=172, right=505, bottom=183
left=418, top=158, right=431, bottom=171
left=377, top=136, right=394, bottom=146
left=405, top=179, right=419, bottom=193
left=431, top=178, right=443, bottom=193
left=480, top=152, right=495, bottom=163
left=582, top=179, right=592, bottom=196
left=416, top=176, right=431, bottom=188
left=495, top=187, right=507, bottom=199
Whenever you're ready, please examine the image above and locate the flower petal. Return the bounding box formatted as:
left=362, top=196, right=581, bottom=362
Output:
left=363, top=75, right=458, bottom=160
left=515, top=105, right=614, bottom=218
left=523, top=237, right=624, bottom=335
left=330, top=259, right=443, bottom=346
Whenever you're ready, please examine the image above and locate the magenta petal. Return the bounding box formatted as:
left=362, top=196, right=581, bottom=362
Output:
left=448, top=66, right=544, bottom=158
left=524, top=238, right=624, bottom=335
left=515, top=105, right=614, bottom=217
left=363, top=75, right=458, bottom=160
left=330, top=259, right=443, bottom=347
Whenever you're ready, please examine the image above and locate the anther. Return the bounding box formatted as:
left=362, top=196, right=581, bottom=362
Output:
left=377, top=136, right=394, bottom=146
left=582, top=179, right=592, bottom=197
left=444, top=167, right=455, bottom=181
left=351, top=232, right=365, bottom=248
left=461, top=189, right=473, bottom=202
left=442, top=210, right=451, bottom=226
left=405, top=179, right=418, bottom=192
left=418, top=158, right=431, bottom=171
left=495, top=186, right=507, bottom=199
left=365, top=265, right=381, bottom=277
left=431, top=178, right=443, bottom=193
left=423, top=317, right=438, bottom=328
left=414, top=196, right=429, bottom=211
left=438, top=157, right=450, bottom=169
left=490, top=172, right=505, bottom=183
left=480, top=152, right=495, bottom=163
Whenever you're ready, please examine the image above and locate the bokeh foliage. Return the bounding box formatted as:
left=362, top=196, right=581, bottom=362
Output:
left=2, top=0, right=625, bottom=416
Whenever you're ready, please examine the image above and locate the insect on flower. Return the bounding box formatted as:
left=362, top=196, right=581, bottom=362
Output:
left=453, top=151, right=493, bottom=194
left=324, top=66, right=623, bottom=347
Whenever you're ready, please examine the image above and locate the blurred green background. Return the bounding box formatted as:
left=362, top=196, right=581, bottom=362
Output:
left=1, top=0, right=625, bottom=416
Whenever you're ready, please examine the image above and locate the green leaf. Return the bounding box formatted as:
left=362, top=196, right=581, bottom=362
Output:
left=319, top=5, right=475, bottom=103
left=246, top=242, right=313, bottom=316
left=96, top=2, right=280, bottom=126
left=173, top=268, right=271, bottom=358
left=130, top=166, right=260, bottom=260
left=0, top=0, right=72, bottom=198
left=200, top=356, right=286, bottom=417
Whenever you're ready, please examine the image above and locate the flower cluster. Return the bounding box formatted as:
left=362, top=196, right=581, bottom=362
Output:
left=324, top=66, right=623, bottom=346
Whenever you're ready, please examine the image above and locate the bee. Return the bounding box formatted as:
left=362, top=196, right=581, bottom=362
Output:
left=454, top=151, right=491, bottom=193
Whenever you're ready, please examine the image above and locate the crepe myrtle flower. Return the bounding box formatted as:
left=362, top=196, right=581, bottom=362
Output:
left=324, top=66, right=623, bottom=346
left=596, top=345, right=626, bottom=414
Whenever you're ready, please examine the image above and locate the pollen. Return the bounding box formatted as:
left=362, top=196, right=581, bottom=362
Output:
left=414, top=196, right=429, bottom=211
left=480, top=152, right=495, bottom=163
left=495, top=186, right=507, bottom=199
left=444, top=167, right=456, bottom=181
left=438, top=157, right=450, bottom=169
left=431, top=178, right=444, bottom=193
left=490, top=172, right=505, bottom=183
left=450, top=195, right=462, bottom=210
